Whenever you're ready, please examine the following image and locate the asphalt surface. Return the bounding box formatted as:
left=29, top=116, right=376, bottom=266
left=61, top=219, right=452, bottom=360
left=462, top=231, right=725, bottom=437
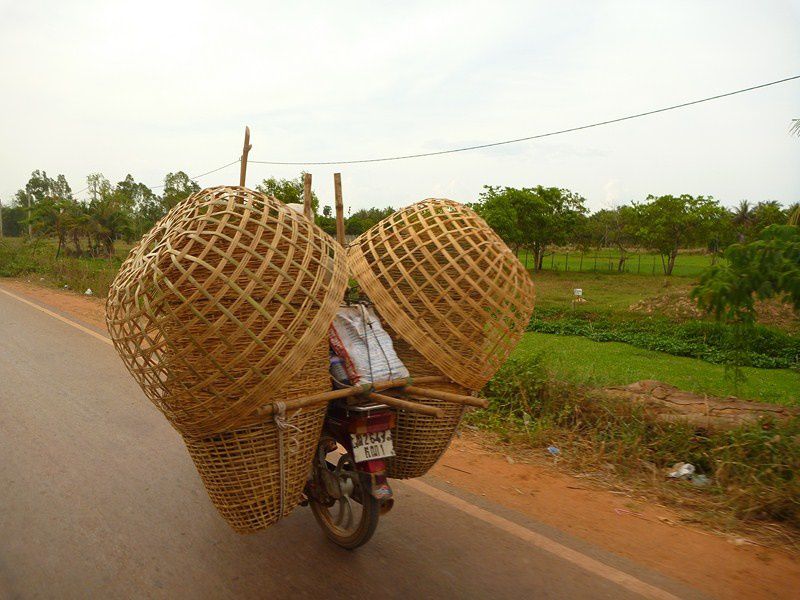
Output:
left=0, top=287, right=702, bottom=599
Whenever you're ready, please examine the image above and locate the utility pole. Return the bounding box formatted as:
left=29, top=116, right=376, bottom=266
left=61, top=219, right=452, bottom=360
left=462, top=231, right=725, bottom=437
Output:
left=27, top=192, right=32, bottom=238
left=239, top=126, right=252, bottom=187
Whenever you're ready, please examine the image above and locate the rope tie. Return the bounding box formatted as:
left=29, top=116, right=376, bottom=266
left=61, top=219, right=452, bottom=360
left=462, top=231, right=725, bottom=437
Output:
left=272, top=401, right=303, bottom=521
left=359, top=304, right=376, bottom=387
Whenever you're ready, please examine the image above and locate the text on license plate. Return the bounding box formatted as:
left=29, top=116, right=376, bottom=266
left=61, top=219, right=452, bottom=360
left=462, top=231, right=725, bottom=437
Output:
left=350, top=430, right=395, bottom=463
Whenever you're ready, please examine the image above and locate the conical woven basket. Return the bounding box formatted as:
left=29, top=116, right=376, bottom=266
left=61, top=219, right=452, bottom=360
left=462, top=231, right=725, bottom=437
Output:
left=183, top=342, right=329, bottom=533
left=106, top=186, right=347, bottom=437
left=348, top=198, right=535, bottom=390
left=385, top=330, right=465, bottom=479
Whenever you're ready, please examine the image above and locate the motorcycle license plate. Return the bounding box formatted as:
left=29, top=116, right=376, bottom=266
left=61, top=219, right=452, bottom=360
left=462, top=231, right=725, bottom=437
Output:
left=350, top=430, right=395, bottom=463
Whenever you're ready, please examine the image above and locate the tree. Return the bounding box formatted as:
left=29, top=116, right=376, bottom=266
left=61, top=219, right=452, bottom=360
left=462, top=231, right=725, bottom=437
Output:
left=256, top=172, right=319, bottom=213
left=477, top=185, right=587, bottom=270
left=86, top=173, right=111, bottom=203
left=29, top=196, right=75, bottom=257
left=86, top=194, right=130, bottom=257
left=162, top=171, right=200, bottom=211
left=115, top=174, right=161, bottom=237
left=344, top=207, right=394, bottom=236
left=693, top=225, right=799, bottom=359
left=586, top=206, right=639, bottom=271
left=13, top=170, right=72, bottom=237
left=789, top=203, right=800, bottom=227
left=731, top=200, right=755, bottom=242
left=634, top=194, right=724, bottom=275
left=751, top=200, right=787, bottom=235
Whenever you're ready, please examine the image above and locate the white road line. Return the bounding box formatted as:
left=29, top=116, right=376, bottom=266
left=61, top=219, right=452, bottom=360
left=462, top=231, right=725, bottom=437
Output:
left=2, top=283, right=684, bottom=600
left=0, top=286, right=113, bottom=346
left=404, top=479, right=683, bottom=600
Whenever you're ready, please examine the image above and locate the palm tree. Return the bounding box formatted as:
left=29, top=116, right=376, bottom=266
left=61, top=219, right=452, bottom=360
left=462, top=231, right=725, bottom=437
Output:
left=87, top=197, right=130, bottom=257
left=788, top=203, right=800, bottom=227
left=731, top=200, right=754, bottom=242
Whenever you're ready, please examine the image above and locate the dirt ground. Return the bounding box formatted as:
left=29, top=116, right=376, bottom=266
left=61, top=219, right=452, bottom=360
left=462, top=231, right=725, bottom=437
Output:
left=4, top=277, right=800, bottom=600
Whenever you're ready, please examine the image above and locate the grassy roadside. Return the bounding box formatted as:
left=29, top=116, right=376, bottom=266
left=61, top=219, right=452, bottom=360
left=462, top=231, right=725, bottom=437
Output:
left=0, top=237, right=130, bottom=297
left=469, top=354, right=800, bottom=537
left=514, top=332, right=800, bottom=406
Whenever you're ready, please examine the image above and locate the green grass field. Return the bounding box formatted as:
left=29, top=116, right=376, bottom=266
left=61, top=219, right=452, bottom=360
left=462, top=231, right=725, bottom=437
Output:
left=528, top=269, right=695, bottom=313
left=519, top=249, right=718, bottom=277
left=513, top=332, right=800, bottom=406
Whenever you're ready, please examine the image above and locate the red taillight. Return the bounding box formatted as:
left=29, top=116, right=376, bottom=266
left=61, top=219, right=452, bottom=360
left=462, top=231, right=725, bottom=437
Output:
left=347, top=410, right=395, bottom=434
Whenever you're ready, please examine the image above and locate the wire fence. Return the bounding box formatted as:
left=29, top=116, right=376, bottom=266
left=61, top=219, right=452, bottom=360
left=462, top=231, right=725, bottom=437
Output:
left=518, top=250, right=719, bottom=277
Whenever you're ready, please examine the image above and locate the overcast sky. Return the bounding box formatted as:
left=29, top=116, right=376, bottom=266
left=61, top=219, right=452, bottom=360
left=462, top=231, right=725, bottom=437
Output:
left=1, top=1, right=798, bottom=213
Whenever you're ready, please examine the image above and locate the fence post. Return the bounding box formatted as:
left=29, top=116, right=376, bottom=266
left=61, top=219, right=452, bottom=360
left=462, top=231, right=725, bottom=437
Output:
left=593, top=256, right=597, bottom=271
left=565, top=252, right=569, bottom=271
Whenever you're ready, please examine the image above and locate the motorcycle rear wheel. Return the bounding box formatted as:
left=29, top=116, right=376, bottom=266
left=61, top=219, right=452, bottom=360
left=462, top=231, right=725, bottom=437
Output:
left=309, top=451, right=380, bottom=550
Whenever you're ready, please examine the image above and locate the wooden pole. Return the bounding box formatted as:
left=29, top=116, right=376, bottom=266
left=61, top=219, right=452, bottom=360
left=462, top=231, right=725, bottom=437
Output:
left=255, top=375, right=449, bottom=417
left=0, top=199, right=4, bottom=238
left=303, top=173, right=313, bottom=219
left=334, top=172, right=345, bottom=247
left=402, top=385, right=488, bottom=408
left=367, top=392, right=444, bottom=418
left=239, top=126, right=252, bottom=187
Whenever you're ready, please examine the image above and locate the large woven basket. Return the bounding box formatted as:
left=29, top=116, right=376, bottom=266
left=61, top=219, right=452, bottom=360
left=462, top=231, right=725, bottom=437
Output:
left=348, top=198, right=535, bottom=390
left=106, top=186, right=347, bottom=437
left=183, top=342, right=329, bottom=533
left=385, top=331, right=465, bottom=479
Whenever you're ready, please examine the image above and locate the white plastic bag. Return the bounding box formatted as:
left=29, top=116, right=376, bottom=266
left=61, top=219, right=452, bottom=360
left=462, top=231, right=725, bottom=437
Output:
left=329, top=305, right=409, bottom=386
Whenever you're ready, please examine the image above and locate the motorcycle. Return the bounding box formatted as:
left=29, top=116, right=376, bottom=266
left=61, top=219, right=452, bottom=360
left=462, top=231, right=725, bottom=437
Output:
left=303, top=397, right=396, bottom=549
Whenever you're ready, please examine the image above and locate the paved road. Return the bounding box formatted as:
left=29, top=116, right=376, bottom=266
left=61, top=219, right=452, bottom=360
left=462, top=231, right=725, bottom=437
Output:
left=0, top=287, right=701, bottom=599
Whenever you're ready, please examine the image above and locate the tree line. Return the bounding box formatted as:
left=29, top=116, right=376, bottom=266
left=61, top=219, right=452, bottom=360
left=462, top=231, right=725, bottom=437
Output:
left=474, top=185, right=798, bottom=275
left=1, top=170, right=796, bottom=275
left=0, top=171, right=393, bottom=256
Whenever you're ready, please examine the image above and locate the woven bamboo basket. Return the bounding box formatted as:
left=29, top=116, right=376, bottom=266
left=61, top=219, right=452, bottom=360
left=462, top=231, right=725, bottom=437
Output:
left=106, top=186, right=347, bottom=437
left=385, top=331, right=465, bottom=479
left=183, top=342, right=329, bottom=533
left=348, top=198, right=535, bottom=391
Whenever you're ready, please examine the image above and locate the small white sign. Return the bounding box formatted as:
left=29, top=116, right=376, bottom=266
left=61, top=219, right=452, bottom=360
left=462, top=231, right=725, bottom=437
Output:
left=574, top=288, right=583, bottom=297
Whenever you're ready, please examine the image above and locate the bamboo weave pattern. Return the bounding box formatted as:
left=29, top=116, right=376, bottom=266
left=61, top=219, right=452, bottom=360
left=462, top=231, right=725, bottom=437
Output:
left=182, top=342, right=329, bottom=533
left=348, top=198, right=535, bottom=390
left=106, top=186, right=347, bottom=437
left=385, top=333, right=465, bottom=479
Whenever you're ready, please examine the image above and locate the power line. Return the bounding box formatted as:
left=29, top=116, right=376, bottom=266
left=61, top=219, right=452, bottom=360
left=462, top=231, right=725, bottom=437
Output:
left=249, top=75, right=800, bottom=166
left=69, top=159, right=240, bottom=199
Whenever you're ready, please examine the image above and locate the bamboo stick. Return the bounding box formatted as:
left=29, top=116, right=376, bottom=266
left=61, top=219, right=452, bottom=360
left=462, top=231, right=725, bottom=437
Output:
left=402, top=385, right=488, bottom=408
left=256, top=375, right=449, bottom=416
left=239, top=126, right=252, bottom=187
left=303, top=173, right=313, bottom=220
left=334, top=173, right=345, bottom=247
left=366, top=393, right=443, bottom=418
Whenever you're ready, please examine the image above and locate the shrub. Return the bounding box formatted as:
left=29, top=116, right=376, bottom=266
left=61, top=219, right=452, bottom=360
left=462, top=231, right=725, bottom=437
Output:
left=527, top=310, right=800, bottom=369
left=471, top=353, right=800, bottom=527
